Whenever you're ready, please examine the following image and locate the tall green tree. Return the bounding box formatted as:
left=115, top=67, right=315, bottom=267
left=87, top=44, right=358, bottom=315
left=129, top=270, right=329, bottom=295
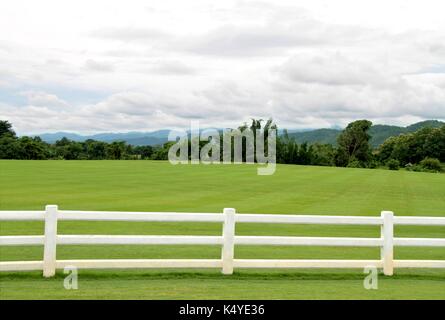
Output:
left=133, top=145, right=154, bottom=159
left=276, top=130, right=299, bottom=164
left=377, top=125, right=445, bottom=165
left=16, top=137, right=48, bottom=159
left=309, top=143, right=335, bottom=166
left=84, top=139, right=107, bottom=159
left=336, top=120, right=373, bottom=166
left=0, top=120, right=16, bottom=138
left=106, top=141, right=126, bottom=159
left=298, top=142, right=311, bottom=165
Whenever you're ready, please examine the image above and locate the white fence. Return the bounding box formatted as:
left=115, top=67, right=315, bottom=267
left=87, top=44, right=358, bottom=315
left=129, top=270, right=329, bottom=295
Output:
left=1, top=205, right=444, bottom=277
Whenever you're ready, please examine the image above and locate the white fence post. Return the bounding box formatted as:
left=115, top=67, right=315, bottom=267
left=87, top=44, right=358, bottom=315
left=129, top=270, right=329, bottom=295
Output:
left=381, top=211, right=394, bottom=276
left=43, top=205, right=58, bottom=277
left=221, top=208, right=235, bottom=275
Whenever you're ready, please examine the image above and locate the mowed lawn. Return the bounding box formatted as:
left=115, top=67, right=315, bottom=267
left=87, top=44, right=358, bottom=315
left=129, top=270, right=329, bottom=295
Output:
left=0, top=160, right=444, bottom=299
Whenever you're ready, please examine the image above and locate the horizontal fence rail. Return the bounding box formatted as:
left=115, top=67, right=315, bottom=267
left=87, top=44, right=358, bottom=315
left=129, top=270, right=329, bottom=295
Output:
left=236, top=214, right=384, bottom=225
left=0, top=206, right=444, bottom=277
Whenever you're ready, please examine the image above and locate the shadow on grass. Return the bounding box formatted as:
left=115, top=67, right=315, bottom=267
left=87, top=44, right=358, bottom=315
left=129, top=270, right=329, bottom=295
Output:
left=1, top=269, right=444, bottom=281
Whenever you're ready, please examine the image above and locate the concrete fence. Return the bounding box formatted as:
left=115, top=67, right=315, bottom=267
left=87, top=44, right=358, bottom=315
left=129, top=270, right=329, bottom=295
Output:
left=0, top=206, right=444, bottom=277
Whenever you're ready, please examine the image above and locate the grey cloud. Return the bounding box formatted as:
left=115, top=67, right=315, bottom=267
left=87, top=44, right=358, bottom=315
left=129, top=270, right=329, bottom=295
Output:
left=271, top=76, right=445, bottom=121
left=268, top=49, right=445, bottom=122
left=88, top=91, right=216, bottom=121
left=149, top=60, right=196, bottom=75
left=89, top=18, right=376, bottom=57
left=276, top=54, right=375, bottom=86
left=84, top=59, right=115, bottom=72
left=91, top=92, right=159, bottom=116
left=198, top=81, right=269, bottom=119
left=177, top=23, right=324, bottom=56
left=90, top=27, right=169, bottom=42
left=430, top=44, right=445, bottom=56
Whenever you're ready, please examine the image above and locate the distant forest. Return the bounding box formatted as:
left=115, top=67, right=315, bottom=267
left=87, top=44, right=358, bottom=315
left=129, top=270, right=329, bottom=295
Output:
left=286, top=120, right=445, bottom=147
left=1, top=119, right=444, bottom=172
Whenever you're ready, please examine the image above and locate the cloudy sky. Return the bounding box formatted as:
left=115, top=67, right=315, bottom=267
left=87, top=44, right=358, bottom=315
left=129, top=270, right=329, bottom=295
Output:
left=1, top=0, right=445, bottom=135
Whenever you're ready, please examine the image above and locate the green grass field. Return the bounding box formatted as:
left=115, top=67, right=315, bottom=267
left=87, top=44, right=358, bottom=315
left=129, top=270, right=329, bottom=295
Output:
left=0, top=160, right=444, bottom=299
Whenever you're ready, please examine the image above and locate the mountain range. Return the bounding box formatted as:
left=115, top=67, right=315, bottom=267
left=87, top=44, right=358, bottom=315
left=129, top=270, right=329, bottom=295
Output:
left=287, top=120, right=444, bottom=147
left=37, top=130, right=171, bottom=146
left=36, top=120, right=444, bottom=147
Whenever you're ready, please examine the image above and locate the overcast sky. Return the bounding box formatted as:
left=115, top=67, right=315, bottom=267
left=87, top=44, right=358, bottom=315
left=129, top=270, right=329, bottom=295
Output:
left=1, top=0, right=445, bottom=135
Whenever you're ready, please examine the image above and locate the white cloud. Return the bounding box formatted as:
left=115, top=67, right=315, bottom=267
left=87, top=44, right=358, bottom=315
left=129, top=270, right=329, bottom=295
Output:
left=0, top=0, right=444, bottom=135
left=20, top=91, right=70, bottom=108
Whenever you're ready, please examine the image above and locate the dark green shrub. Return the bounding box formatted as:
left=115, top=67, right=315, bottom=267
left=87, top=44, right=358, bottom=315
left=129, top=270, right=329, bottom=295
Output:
left=406, top=164, right=422, bottom=172
left=420, top=158, right=442, bottom=172
left=367, top=160, right=379, bottom=169
left=347, top=159, right=363, bottom=168
left=386, top=159, right=400, bottom=170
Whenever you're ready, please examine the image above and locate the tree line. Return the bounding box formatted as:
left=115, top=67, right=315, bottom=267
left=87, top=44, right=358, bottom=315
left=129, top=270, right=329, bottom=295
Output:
left=1, top=119, right=443, bottom=172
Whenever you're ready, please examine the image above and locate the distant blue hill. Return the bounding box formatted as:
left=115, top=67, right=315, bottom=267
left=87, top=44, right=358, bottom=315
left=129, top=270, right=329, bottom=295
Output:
left=36, top=128, right=313, bottom=146
left=37, top=130, right=171, bottom=146
left=35, top=120, right=444, bottom=147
